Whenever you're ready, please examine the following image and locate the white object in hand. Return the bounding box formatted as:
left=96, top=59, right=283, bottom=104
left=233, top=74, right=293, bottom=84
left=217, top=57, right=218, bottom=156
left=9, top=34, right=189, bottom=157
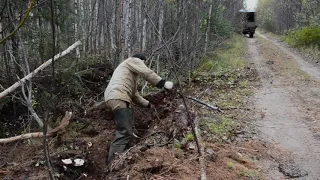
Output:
left=164, top=81, right=173, bottom=90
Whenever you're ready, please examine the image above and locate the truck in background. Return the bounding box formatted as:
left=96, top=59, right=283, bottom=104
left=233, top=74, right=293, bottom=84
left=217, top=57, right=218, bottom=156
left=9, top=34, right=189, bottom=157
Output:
left=235, top=10, right=257, bottom=38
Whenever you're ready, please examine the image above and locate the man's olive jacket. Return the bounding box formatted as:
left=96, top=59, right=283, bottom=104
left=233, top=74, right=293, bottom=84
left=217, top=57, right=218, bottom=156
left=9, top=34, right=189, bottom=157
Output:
left=104, top=57, right=162, bottom=107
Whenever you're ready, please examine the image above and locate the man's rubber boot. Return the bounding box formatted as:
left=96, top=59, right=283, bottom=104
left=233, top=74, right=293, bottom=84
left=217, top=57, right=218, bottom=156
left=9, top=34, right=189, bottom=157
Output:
left=107, top=108, right=134, bottom=166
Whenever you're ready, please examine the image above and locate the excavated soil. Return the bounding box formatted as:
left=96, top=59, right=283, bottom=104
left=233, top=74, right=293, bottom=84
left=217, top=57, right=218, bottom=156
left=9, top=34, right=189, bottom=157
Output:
left=0, top=74, right=268, bottom=179
left=0, top=86, right=269, bottom=180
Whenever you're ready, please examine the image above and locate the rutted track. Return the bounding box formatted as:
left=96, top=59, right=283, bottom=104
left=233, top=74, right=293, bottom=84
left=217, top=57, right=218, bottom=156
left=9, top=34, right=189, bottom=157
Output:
left=248, top=32, right=320, bottom=180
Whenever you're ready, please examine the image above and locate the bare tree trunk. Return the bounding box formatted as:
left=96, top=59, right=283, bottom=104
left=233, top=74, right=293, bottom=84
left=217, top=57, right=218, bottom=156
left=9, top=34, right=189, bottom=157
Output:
left=75, top=0, right=80, bottom=61
left=80, top=0, right=86, bottom=56
left=141, top=0, right=147, bottom=51
left=18, top=32, right=44, bottom=128
left=124, top=0, right=132, bottom=57
left=0, top=41, right=82, bottom=100
left=108, top=1, right=116, bottom=63
left=204, top=0, right=213, bottom=53
left=119, top=0, right=124, bottom=61
left=156, top=0, right=164, bottom=74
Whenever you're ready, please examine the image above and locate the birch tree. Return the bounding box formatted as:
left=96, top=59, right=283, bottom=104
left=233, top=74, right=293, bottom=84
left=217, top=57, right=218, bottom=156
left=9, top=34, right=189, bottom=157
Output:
left=0, top=0, right=246, bottom=133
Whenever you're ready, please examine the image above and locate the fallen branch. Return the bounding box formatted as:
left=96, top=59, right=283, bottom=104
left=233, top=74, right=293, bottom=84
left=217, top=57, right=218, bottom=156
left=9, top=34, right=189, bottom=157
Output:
left=0, top=41, right=82, bottom=100
left=0, top=111, right=72, bottom=144
left=194, top=118, right=207, bottom=180
left=86, top=101, right=105, bottom=112
left=220, top=107, right=251, bottom=111
left=234, top=146, right=259, bottom=152
left=188, top=97, right=221, bottom=112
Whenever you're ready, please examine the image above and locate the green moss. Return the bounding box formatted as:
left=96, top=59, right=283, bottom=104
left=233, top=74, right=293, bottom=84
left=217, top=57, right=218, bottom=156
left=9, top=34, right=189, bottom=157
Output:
left=208, top=118, right=237, bottom=135
left=227, top=161, right=236, bottom=170
left=175, top=143, right=181, bottom=150
left=186, top=133, right=195, bottom=142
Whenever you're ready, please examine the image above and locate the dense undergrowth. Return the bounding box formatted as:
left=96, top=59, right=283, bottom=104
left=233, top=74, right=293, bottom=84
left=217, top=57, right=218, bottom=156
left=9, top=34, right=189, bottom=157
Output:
left=285, top=26, right=320, bottom=61
left=0, top=55, right=112, bottom=138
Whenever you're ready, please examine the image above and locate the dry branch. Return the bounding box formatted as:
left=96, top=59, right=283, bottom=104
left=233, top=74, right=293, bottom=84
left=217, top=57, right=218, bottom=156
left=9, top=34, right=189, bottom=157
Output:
left=0, top=111, right=72, bottom=144
left=87, top=101, right=105, bottom=112
left=188, top=97, right=221, bottom=112
left=194, top=121, right=207, bottom=180
left=0, top=41, right=82, bottom=100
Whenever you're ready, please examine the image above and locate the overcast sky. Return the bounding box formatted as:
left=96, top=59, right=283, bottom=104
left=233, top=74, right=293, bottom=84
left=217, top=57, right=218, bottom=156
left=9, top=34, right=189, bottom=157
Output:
left=246, top=0, right=258, bottom=10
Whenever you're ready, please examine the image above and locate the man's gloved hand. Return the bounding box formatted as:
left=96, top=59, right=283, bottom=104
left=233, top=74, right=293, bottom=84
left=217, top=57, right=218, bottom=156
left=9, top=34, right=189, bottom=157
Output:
left=164, top=81, right=173, bottom=90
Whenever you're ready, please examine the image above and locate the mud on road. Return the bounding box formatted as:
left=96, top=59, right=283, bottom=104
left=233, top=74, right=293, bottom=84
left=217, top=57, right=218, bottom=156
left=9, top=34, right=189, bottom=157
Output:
left=248, top=31, right=320, bottom=179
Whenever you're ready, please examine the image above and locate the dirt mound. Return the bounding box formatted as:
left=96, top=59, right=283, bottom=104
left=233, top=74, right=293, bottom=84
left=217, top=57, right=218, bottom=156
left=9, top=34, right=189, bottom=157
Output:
left=0, top=84, right=268, bottom=179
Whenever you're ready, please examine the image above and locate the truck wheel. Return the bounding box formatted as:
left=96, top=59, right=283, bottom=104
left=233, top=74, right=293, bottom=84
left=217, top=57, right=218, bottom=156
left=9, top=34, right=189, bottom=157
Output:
left=249, top=33, right=254, bottom=38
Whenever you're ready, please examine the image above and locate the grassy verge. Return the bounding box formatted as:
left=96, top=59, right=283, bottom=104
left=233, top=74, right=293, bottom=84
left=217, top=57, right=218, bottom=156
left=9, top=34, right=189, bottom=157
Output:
left=191, top=34, right=257, bottom=142
left=188, top=34, right=261, bottom=179
left=259, top=28, right=320, bottom=62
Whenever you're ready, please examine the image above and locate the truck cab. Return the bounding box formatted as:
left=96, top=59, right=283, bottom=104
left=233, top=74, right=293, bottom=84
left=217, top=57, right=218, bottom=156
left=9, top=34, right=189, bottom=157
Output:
left=236, top=10, right=257, bottom=38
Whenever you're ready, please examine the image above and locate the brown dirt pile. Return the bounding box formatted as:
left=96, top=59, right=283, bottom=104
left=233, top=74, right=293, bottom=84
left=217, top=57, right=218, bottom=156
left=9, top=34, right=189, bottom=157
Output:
left=0, top=88, right=269, bottom=180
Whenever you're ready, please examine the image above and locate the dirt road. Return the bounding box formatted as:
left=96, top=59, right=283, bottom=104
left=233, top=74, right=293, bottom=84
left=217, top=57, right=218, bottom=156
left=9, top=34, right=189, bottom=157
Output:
left=248, top=31, right=320, bottom=179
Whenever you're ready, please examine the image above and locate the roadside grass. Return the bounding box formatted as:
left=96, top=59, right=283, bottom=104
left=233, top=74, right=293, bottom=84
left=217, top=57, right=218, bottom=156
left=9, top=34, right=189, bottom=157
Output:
left=199, top=117, right=239, bottom=142
left=191, top=34, right=257, bottom=142
left=259, top=29, right=320, bottom=63
left=257, top=28, right=284, bottom=40
left=284, top=26, right=320, bottom=61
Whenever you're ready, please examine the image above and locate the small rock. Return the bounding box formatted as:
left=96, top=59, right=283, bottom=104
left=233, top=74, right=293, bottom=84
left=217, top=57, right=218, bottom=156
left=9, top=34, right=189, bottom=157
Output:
left=222, top=136, right=228, bottom=141
left=188, top=142, right=195, bottom=150
left=205, top=148, right=217, bottom=161
left=206, top=148, right=215, bottom=155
